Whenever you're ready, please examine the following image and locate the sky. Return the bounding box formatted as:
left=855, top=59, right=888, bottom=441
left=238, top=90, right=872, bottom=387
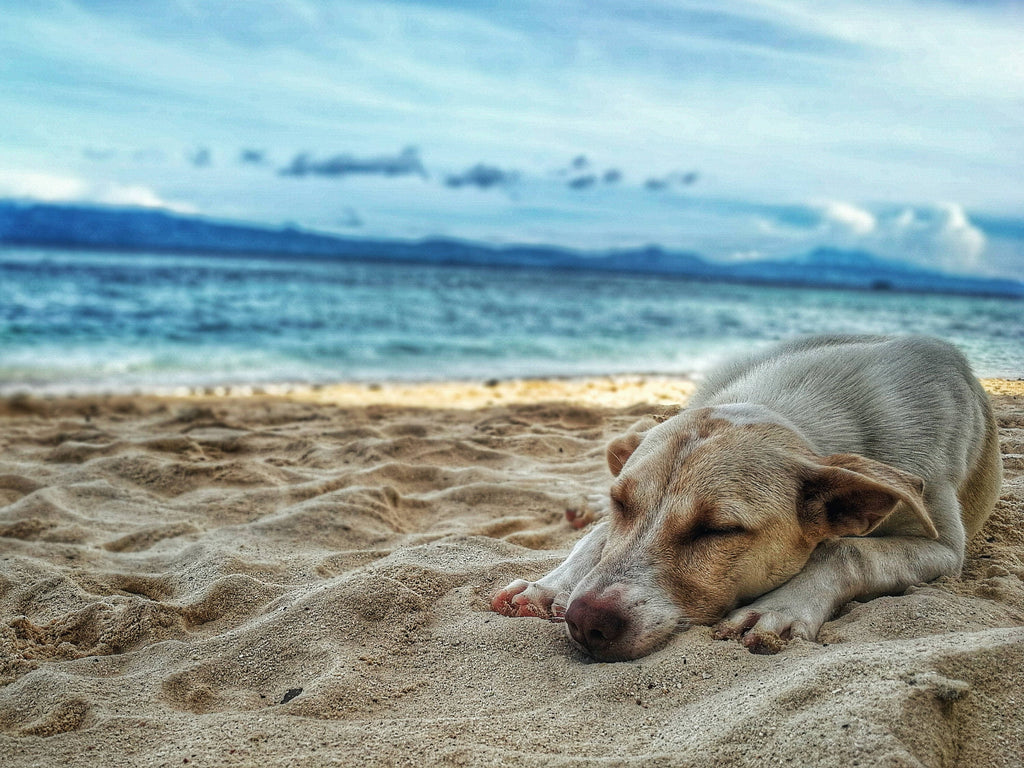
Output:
left=0, top=0, right=1022, bottom=277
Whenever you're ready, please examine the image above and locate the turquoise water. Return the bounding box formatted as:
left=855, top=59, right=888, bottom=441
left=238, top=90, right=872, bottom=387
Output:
left=1, top=248, right=1021, bottom=395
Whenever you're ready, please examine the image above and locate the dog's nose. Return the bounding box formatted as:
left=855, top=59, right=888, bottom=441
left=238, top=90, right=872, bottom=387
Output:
left=564, top=596, right=628, bottom=655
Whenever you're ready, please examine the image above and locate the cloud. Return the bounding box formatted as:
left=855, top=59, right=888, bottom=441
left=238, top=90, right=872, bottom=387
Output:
left=568, top=174, right=597, bottom=190
left=239, top=149, right=267, bottom=165
left=82, top=147, right=116, bottom=161
left=189, top=147, right=212, bottom=168
left=552, top=155, right=592, bottom=178
left=775, top=200, right=988, bottom=272
left=644, top=171, right=699, bottom=191
left=888, top=203, right=985, bottom=271
left=82, top=147, right=168, bottom=164
left=829, top=202, right=986, bottom=270
left=0, top=170, right=196, bottom=213
left=444, top=163, right=518, bottom=190
left=281, top=146, right=427, bottom=179
left=568, top=167, right=622, bottom=189
left=820, top=200, right=876, bottom=236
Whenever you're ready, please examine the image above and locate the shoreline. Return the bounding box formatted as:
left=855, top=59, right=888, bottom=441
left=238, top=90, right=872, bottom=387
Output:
left=2, top=374, right=699, bottom=411
left=1, top=375, right=1022, bottom=412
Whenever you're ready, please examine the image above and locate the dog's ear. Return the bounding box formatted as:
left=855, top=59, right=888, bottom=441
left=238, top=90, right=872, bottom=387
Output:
left=799, top=454, right=936, bottom=539
left=605, top=417, right=659, bottom=476
left=606, top=433, right=643, bottom=476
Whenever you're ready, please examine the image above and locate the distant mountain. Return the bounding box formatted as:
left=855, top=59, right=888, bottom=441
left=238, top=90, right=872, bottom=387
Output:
left=0, top=200, right=1020, bottom=298
left=721, top=248, right=1018, bottom=296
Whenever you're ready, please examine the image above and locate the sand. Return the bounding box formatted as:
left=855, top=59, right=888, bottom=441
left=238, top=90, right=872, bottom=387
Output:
left=1, top=377, right=1022, bottom=767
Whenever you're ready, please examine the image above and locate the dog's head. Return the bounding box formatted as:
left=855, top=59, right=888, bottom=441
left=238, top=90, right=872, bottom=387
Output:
left=563, top=408, right=934, bottom=661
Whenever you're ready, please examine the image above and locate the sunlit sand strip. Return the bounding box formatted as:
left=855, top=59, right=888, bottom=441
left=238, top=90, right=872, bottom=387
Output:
left=293, top=375, right=700, bottom=409
left=3, top=377, right=1021, bottom=414
left=284, top=376, right=1023, bottom=408
left=170, top=376, right=1021, bottom=408
left=137, top=376, right=697, bottom=408
left=980, top=379, right=1024, bottom=397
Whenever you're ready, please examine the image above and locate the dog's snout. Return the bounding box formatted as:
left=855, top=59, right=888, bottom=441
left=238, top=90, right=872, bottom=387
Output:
left=564, top=596, right=628, bottom=656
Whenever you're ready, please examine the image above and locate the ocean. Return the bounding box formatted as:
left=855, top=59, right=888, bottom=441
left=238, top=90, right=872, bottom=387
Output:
left=1, top=248, right=1021, bottom=395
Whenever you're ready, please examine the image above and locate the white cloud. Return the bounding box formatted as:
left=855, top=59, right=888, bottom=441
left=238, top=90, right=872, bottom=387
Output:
left=0, top=171, right=86, bottom=201
left=886, top=202, right=985, bottom=271
left=0, top=170, right=196, bottom=214
left=95, top=183, right=186, bottom=210
left=820, top=201, right=876, bottom=236
left=742, top=198, right=990, bottom=272
left=787, top=199, right=988, bottom=272
left=724, top=249, right=765, bottom=262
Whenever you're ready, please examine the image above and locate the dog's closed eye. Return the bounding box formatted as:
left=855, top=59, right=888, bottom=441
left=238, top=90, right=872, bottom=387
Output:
left=610, top=495, right=636, bottom=520
left=610, top=480, right=639, bottom=520
left=704, top=525, right=747, bottom=536
left=680, top=499, right=749, bottom=540
left=688, top=523, right=747, bottom=540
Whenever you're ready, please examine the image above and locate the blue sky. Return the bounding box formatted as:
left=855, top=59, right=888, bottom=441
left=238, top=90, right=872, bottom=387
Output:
left=1, top=0, right=1022, bottom=276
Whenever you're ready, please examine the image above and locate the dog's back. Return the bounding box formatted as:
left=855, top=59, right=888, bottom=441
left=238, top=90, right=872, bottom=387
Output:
left=691, top=335, right=1001, bottom=537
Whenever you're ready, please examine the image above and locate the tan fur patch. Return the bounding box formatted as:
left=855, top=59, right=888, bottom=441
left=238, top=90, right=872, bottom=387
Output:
left=609, top=412, right=820, bottom=624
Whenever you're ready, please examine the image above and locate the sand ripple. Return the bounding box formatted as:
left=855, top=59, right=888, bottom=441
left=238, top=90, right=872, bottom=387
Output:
left=0, top=389, right=1022, bottom=766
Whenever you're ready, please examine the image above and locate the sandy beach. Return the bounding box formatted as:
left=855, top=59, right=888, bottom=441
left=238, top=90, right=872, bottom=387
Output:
left=1, top=376, right=1022, bottom=767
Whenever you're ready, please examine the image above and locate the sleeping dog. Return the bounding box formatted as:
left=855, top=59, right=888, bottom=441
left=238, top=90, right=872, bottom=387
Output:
left=492, top=335, right=1002, bottom=660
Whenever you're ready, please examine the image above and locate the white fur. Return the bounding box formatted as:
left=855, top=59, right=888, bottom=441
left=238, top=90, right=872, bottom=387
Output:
left=494, top=335, right=1001, bottom=659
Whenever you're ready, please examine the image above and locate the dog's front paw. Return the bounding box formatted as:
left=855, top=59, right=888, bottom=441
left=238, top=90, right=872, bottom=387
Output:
left=713, top=606, right=820, bottom=654
left=565, top=493, right=608, bottom=529
left=491, top=579, right=565, bottom=619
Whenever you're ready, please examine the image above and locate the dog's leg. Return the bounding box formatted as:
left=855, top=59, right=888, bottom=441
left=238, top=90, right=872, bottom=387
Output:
left=717, top=486, right=966, bottom=653
left=492, top=521, right=610, bottom=619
